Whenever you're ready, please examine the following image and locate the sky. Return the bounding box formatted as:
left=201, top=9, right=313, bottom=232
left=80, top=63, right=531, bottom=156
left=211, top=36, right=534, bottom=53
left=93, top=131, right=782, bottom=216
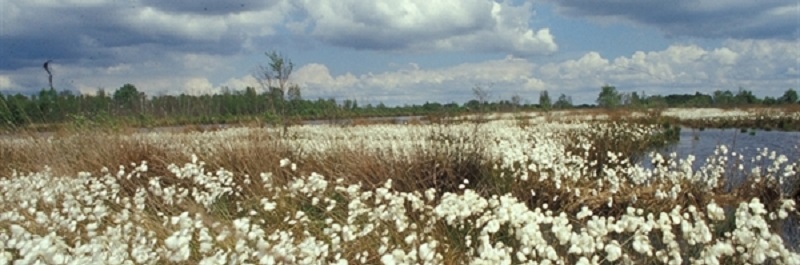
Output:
left=1, top=0, right=798, bottom=105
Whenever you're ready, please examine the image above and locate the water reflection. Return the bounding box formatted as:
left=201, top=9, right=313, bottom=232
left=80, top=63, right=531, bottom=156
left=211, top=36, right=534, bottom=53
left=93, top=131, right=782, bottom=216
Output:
left=645, top=128, right=800, bottom=172
left=675, top=128, right=799, bottom=165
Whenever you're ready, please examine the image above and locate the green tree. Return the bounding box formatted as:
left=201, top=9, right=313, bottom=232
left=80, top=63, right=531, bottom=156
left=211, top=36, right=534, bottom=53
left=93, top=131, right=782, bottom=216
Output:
left=596, top=84, right=621, bottom=108
left=779, top=88, right=798, bottom=104
left=113, top=84, right=143, bottom=115
left=554, top=94, right=572, bottom=109
left=0, top=93, right=12, bottom=127
left=510, top=94, right=522, bottom=112
left=539, top=90, right=552, bottom=110
left=712, top=90, right=734, bottom=106
left=5, top=94, right=32, bottom=125
left=37, top=88, right=59, bottom=121
left=287, top=84, right=302, bottom=102
left=734, top=87, right=759, bottom=105
left=93, top=89, right=112, bottom=115
left=763, top=96, right=778, bottom=105
left=623, top=91, right=643, bottom=108
left=685, top=92, right=713, bottom=107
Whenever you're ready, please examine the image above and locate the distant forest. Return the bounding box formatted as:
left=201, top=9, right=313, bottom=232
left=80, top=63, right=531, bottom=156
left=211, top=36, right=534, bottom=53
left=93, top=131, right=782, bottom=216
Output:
left=0, top=83, right=798, bottom=130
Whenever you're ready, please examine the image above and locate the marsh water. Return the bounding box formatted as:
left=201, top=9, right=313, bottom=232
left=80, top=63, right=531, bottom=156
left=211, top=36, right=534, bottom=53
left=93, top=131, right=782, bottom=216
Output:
left=641, top=128, right=800, bottom=174
left=666, top=128, right=799, bottom=167
left=645, top=128, right=800, bottom=250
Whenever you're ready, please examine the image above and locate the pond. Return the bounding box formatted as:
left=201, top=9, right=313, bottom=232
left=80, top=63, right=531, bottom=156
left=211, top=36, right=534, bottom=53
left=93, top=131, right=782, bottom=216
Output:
left=646, top=128, right=800, bottom=250
left=642, top=128, right=800, bottom=174
left=669, top=128, right=800, bottom=166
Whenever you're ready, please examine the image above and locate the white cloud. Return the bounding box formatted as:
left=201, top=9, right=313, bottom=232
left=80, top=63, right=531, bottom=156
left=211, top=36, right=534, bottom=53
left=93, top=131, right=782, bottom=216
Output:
left=184, top=77, right=217, bottom=95
left=219, top=75, right=260, bottom=91
left=121, top=3, right=291, bottom=43
left=4, top=36, right=796, bottom=106
left=298, top=0, right=557, bottom=55
left=1, top=0, right=291, bottom=71
left=0, top=75, right=17, bottom=90
left=291, top=56, right=544, bottom=104
left=532, top=39, right=800, bottom=103
left=181, top=53, right=233, bottom=74
left=293, top=64, right=359, bottom=92
left=124, top=7, right=231, bottom=41
left=2, top=0, right=797, bottom=108
left=709, top=47, right=739, bottom=65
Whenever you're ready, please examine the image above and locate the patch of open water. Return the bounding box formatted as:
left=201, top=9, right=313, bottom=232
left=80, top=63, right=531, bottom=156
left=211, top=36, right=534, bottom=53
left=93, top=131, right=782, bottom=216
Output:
left=646, top=128, right=800, bottom=250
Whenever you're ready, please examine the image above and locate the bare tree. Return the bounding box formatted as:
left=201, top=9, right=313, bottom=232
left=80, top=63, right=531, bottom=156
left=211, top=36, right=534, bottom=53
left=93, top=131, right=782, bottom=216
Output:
left=255, top=51, right=296, bottom=134
left=43, top=60, right=53, bottom=89
left=511, top=94, right=522, bottom=112
left=256, top=51, right=294, bottom=114
left=472, top=84, right=490, bottom=107
left=471, top=83, right=492, bottom=123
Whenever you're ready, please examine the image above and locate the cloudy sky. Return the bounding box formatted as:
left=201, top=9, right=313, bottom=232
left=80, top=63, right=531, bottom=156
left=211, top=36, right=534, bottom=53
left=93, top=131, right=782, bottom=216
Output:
left=1, top=0, right=798, bottom=105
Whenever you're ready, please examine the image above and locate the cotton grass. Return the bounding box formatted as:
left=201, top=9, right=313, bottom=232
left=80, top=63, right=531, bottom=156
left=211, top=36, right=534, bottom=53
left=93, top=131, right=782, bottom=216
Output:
left=0, top=110, right=798, bottom=264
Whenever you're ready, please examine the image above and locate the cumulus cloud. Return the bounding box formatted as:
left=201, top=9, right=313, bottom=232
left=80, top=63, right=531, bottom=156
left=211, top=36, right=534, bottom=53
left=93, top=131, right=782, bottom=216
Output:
left=291, top=56, right=544, bottom=104
left=298, top=0, right=557, bottom=56
left=0, top=75, right=17, bottom=91
left=545, top=0, right=798, bottom=40
left=219, top=75, right=260, bottom=92
left=290, top=39, right=798, bottom=105
left=1, top=0, right=795, bottom=107
left=0, top=0, right=290, bottom=70
left=293, top=64, right=359, bottom=92
left=2, top=0, right=554, bottom=73
left=1, top=0, right=557, bottom=97
left=184, top=77, right=217, bottom=95
left=533, top=39, right=800, bottom=103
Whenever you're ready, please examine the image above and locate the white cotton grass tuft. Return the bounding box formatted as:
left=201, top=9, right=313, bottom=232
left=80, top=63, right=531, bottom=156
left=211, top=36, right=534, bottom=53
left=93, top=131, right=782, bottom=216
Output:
left=280, top=158, right=291, bottom=168
left=577, top=206, right=593, bottom=220
left=707, top=201, right=726, bottom=221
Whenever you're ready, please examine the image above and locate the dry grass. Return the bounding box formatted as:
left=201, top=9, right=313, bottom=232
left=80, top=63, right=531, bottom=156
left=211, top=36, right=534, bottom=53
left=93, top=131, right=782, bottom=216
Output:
left=2, top=120, right=792, bottom=218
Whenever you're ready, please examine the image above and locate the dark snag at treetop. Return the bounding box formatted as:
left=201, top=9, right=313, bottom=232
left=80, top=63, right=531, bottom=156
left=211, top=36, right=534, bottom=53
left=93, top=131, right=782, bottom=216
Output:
left=43, top=60, right=53, bottom=89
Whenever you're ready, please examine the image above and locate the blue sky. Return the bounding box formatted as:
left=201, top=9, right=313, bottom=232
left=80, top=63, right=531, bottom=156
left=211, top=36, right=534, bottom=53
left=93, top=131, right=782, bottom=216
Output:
left=1, top=0, right=798, bottom=105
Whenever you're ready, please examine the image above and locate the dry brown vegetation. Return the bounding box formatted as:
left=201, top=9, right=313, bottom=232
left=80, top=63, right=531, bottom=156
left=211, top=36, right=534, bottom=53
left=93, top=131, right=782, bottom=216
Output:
left=1, top=117, right=794, bottom=220
left=1, top=109, right=798, bottom=264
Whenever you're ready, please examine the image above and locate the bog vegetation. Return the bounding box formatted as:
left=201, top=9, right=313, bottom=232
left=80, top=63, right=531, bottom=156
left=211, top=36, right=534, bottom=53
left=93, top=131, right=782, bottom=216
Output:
left=1, top=81, right=798, bottom=131
left=1, top=108, right=798, bottom=264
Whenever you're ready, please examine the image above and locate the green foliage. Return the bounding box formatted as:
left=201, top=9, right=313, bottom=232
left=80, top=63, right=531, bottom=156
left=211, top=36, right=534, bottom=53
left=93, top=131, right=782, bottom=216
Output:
left=734, top=87, right=760, bottom=105
left=263, top=111, right=282, bottom=126
left=623, top=91, right=643, bottom=108
left=114, top=83, right=143, bottom=115
left=0, top=77, right=796, bottom=132
left=539, top=90, right=552, bottom=110
left=554, top=93, right=572, bottom=109
left=597, top=84, right=621, bottom=108
left=713, top=90, right=735, bottom=106
left=779, top=89, right=798, bottom=104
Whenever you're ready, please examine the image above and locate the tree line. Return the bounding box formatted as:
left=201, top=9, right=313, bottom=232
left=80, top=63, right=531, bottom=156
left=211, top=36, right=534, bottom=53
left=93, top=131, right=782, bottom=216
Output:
left=590, top=85, right=799, bottom=109
left=4, top=49, right=797, bottom=130
left=1, top=82, right=517, bottom=129
left=0, top=84, right=448, bottom=129
left=1, top=83, right=795, bottom=130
